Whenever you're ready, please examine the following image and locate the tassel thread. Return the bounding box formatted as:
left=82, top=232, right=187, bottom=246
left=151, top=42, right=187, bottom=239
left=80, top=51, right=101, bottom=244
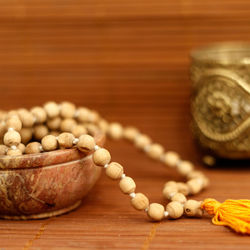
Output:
left=201, top=198, right=250, bottom=234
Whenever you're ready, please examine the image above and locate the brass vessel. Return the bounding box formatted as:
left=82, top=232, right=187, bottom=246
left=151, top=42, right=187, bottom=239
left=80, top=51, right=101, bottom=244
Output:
left=190, top=42, right=250, bottom=159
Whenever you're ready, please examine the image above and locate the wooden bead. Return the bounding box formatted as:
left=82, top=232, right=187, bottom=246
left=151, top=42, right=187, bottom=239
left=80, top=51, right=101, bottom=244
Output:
left=184, top=200, right=203, bottom=217
left=108, top=122, right=123, bottom=140
left=60, top=101, right=76, bottom=118
left=6, top=116, right=22, bottom=131
left=164, top=181, right=177, bottom=188
left=171, top=193, right=187, bottom=204
left=44, top=101, right=60, bottom=118
left=105, top=162, right=124, bottom=180
left=176, top=182, right=190, bottom=196
left=17, top=143, right=26, bottom=153
left=131, top=193, right=149, bottom=210
left=147, top=203, right=165, bottom=221
left=31, top=106, right=47, bottom=123
left=4, top=130, right=21, bottom=146
left=187, top=178, right=203, bottom=194
left=47, top=117, right=61, bottom=130
left=60, top=118, right=77, bottom=132
left=25, top=142, right=42, bottom=154
left=119, top=177, right=136, bottom=194
left=76, top=107, right=91, bottom=123
left=86, top=124, right=99, bottom=136
left=163, top=185, right=178, bottom=199
left=0, top=145, right=7, bottom=155
left=166, top=201, right=184, bottom=219
left=7, top=149, right=22, bottom=156
left=93, top=148, right=111, bottom=166
left=177, top=161, right=194, bottom=176
left=19, top=128, right=33, bottom=144
left=50, top=131, right=60, bottom=137
left=0, top=121, right=6, bottom=137
left=72, top=125, right=87, bottom=138
left=33, top=125, right=49, bottom=140
left=187, top=171, right=205, bottom=180
left=163, top=151, right=180, bottom=167
left=123, top=127, right=139, bottom=141
left=134, top=134, right=151, bottom=149
left=147, top=143, right=164, bottom=159
left=88, top=110, right=100, bottom=123
left=98, top=119, right=109, bottom=133
left=41, top=135, right=58, bottom=151
left=77, top=134, right=95, bottom=152
left=18, top=109, right=34, bottom=127
left=57, top=132, right=74, bottom=148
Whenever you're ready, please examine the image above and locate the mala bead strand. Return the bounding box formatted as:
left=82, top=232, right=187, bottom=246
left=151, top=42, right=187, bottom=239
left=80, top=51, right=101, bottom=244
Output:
left=0, top=102, right=210, bottom=225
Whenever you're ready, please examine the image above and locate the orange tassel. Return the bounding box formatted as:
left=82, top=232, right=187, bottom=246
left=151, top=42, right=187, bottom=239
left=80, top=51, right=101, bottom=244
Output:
left=201, top=198, right=250, bottom=234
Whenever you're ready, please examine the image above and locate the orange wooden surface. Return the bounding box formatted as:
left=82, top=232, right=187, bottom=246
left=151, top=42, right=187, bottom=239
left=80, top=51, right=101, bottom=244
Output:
left=0, top=0, right=250, bottom=249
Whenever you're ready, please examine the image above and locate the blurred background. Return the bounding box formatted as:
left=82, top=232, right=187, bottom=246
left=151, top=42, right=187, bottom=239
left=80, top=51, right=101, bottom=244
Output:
left=1, top=0, right=250, bottom=158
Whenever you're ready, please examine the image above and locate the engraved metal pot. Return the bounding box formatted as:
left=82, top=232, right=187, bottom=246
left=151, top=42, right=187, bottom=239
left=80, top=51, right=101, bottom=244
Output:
left=191, top=42, right=250, bottom=159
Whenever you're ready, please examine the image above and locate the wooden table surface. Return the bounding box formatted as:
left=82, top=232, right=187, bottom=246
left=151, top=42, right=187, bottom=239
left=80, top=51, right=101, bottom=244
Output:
left=0, top=0, right=250, bottom=249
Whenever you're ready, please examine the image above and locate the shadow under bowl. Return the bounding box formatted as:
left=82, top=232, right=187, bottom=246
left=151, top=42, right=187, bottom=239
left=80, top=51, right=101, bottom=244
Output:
left=0, top=131, right=105, bottom=220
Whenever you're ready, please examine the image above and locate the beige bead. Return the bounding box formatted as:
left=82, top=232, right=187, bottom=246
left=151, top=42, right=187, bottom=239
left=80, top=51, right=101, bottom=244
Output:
left=108, top=122, right=123, bottom=140
left=187, top=178, right=203, bottom=194
left=33, top=125, right=49, bottom=140
left=98, top=119, right=109, bottom=133
left=105, top=162, right=124, bottom=180
left=164, top=181, right=177, bottom=189
left=88, top=110, right=100, bottom=123
left=4, top=130, right=21, bottom=146
left=44, top=101, right=60, bottom=118
left=134, top=134, right=151, bottom=149
left=20, top=128, right=33, bottom=144
left=77, top=134, right=95, bottom=152
left=187, top=170, right=204, bottom=180
left=166, top=201, right=184, bottom=219
left=31, top=106, right=47, bottom=123
left=177, top=161, right=194, bottom=176
left=50, top=131, right=60, bottom=137
left=47, top=117, right=61, bottom=130
left=93, top=148, right=111, bottom=166
left=171, top=192, right=187, bottom=204
left=18, top=109, right=34, bottom=127
left=184, top=200, right=203, bottom=217
left=163, top=151, right=180, bottom=167
left=60, top=118, right=77, bottom=132
left=147, top=143, right=164, bottom=159
left=6, top=116, right=22, bottom=131
left=41, top=135, right=58, bottom=151
left=163, top=185, right=178, bottom=199
left=119, top=176, right=136, bottom=194
left=86, top=124, right=99, bottom=136
left=76, top=107, right=91, bottom=123
left=7, top=149, right=22, bottom=156
left=0, top=121, right=6, bottom=137
left=25, top=142, right=42, bottom=154
left=176, top=182, right=190, bottom=196
left=0, top=145, right=7, bottom=155
left=60, top=101, right=76, bottom=118
left=147, top=203, right=165, bottom=221
left=17, top=143, right=26, bottom=153
left=123, top=127, right=139, bottom=141
left=131, top=193, right=149, bottom=210
left=72, top=125, right=87, bottom=138
left=57, top=132, right=74, bottom=148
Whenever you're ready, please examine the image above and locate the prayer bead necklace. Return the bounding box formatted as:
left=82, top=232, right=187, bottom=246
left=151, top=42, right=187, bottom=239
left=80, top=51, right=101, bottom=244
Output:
left=0, top=101, right=249, bottom=234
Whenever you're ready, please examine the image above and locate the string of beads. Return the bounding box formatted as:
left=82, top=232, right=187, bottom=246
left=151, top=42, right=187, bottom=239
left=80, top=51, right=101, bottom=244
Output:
left=0, top=101, right=209, bottom=221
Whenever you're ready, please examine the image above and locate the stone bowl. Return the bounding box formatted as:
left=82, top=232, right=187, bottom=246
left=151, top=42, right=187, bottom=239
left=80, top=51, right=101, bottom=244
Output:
left=0, top=131, right=105, bottom=220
